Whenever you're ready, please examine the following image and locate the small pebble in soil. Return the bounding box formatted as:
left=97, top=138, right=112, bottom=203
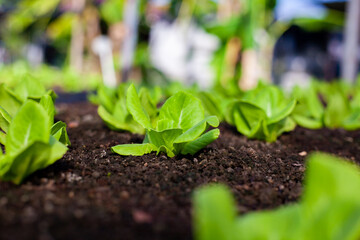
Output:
left=100, top=150, right=107, bottom=158
left=65, top=172, right=82, bottom=182
left=120, top=191, right=130, bottom=199
left=92, top=171, right=100, bottom=178
left=68, top=121, right=79, bottom=128
left=132, top=210, right=152, bottom=224
left=298, top=151, right=307, bottom=156
left=0, top=197, right=8, bottom=206
left=68, top=191, right=75, bottom=198
left=40, top=178, right=49, bottom=184
left=227, top=167, right=234, bottom=173
left=82, top=114, right=94, bottom=122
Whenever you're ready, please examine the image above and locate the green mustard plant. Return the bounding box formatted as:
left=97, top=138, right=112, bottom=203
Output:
left=193, top=153, right=360, bottom=240
left=111, top=84, right=220, bottom=157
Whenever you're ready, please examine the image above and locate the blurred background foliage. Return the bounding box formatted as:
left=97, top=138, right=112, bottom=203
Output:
left=0, top=0, right=348, bottom=92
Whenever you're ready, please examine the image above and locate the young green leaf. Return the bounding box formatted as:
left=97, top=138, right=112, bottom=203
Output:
left=14, top=76, right=47, bottom=101
left=226, top=101, right=267, bottom=138
left=6, top=100, right=50, bottom=156
left=158, top=91, right=204, bottom=131
left=0, top=131, right=5, bottom=146
left=126, top=84, right=152, bottom=129
left=0, top=106, right=12, bottom=133
left=40, top=94, right=55, bottom=128
left=111, top=143, right=157, bottom=156
left=51, top=121, right=71, bottom=146
left=181, top=129, right=220, bottom=155
left=98, top=105, right=144, bottom=134
left=95, top=83, right=146, bottom=134
left=324, top=92, right=350, bottom=129
left=174, top=116, right=219, bottom=143
left=196, top=91, right=225, bottom=121
left=0, top=83, right=22, bottom=116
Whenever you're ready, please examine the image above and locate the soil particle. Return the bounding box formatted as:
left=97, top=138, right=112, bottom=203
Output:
left=1, top=102, right=360, bottom=240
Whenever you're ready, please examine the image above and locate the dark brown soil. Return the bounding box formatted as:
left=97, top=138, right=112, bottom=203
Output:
left=1, top=102, right=360, bottom=240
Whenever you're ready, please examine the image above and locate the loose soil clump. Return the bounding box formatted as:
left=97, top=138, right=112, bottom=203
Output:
left=1, top=102, right=360, bottom=240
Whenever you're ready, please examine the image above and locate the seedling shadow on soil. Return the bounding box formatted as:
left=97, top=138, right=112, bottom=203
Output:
left=1, top=102, right=360, bottom=240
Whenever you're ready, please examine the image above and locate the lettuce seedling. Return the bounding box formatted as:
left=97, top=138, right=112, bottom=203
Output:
left=225, top=84, right=296, bottom=142
left=0, top=101, right=68, bottom=184
left=196, top=90, right=232, bottom=122
left=194, top=153, right=360, bottom=240
left=111, top=84, right=220, bottom=157
left=96, top=84, right=160, bottom=134
left=13, top=76, right=57, bottom=102
left=292, top=81, right=360, bottom=130
left=291, top=85, right=324, bottom=129
left=0, top=83, right=70, bottom=146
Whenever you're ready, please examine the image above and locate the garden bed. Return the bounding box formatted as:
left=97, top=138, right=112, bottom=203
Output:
left=1, top=101, right=360, bottom=240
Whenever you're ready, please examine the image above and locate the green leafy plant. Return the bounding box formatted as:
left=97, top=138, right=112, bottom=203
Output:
left=111, top=84, right=220, bottom=157
left=225, top=84, right=296, bottom=142
left=0, top=100, right=68, bottom=184
left=193, top=153, right=360, bottom=240
left=196, top=90, right=233, bottom=122
left=0, top=61, right=101, bottom=92
left=292, top=81, right=360, bottom=130
left=12, top=76, right=57, bottom=102
left=94, top=83, right=160, bottom=134
left=291, top=84, right=324, bottom=129
left=0, top=82, right=70, bottom=146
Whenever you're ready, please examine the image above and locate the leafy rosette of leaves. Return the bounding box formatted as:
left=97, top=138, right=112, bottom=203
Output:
left=292, top=81, right=360, bottom=130
left=225, top=84, right=296, bottom=142
left=0, top=83, right=70, bottom=146
left=111, top=84, right=220, bottom=157
left=0, top=101, right=68, bottom=184
left=291, top=85, right=324, bottom=129
left=95, top=84, right=161, bottom=134
left=196, top=90, right=232, bottom=122
left=193, top=153, right=360, bottom=240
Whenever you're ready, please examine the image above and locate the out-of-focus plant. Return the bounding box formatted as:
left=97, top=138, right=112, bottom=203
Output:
left=93, top=83, right=161, bottom=134
left=292, top=81, right=360, bottom=130
left=225, top=83, right=296, bottom=142
left=2, top=0, right=61, bottom=56
left=0, top=61, right=101, bottom=92
left=99, top=0, right=125, bottom=25
left=193, top=152, right=360, bottom=240
left=196, top=90, right=232, bottom=122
